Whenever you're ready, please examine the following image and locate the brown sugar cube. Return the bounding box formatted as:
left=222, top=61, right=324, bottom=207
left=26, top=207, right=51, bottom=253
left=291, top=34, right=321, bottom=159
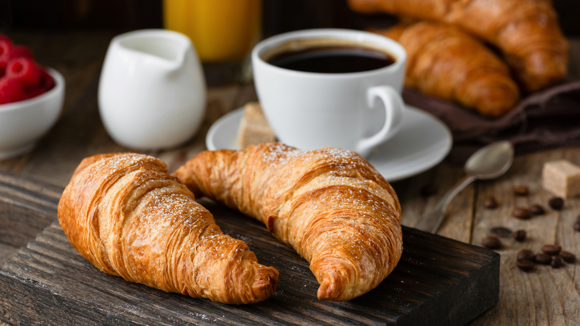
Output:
left=542, top=160, right=580, bottom=198
left=237, top=102, right=276, bottom=148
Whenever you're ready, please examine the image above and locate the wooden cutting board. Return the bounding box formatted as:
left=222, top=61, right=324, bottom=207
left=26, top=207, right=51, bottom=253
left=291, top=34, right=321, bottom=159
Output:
left=0, top=171, right=499, bottom=326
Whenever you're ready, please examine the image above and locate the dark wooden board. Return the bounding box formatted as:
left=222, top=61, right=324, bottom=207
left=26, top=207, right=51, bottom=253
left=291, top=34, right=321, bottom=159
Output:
left=0, top=172, right=499, bottom=326
left=0, top=171, right=61, bottom=248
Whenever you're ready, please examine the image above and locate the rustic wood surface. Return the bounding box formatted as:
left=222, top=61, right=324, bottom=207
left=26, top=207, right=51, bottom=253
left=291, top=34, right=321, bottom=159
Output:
left=0, top=31, right=579, bottom=325
left=0, top=180, right=499, bottom=326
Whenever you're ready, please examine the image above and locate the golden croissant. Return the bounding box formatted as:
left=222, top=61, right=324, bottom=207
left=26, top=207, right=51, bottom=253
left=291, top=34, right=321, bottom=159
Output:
left=372, top=22, right=520, bottom=118
left=349, top=0, right=569, bottom=93
left=58, top=153, right=278, bottom=304
left=173, top=143, right=403, bottom=301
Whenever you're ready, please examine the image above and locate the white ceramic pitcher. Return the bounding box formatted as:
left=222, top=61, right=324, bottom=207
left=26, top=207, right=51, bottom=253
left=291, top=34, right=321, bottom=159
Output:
left=99, top=29, right=206, bottom=150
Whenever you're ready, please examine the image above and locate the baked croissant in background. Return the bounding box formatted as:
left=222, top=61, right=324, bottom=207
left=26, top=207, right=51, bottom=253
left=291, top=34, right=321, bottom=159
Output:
left=372, top=22, right=520, bottom=118
left=349, top=0, right=569, bottom=93
left=173, top=143, right=403, bottom=301
left=58, top=153, right=278, bottom=304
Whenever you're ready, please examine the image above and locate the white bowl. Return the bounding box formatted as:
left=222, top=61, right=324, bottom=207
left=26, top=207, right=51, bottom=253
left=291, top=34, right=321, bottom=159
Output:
left=0, top=68, right=65, bottom=160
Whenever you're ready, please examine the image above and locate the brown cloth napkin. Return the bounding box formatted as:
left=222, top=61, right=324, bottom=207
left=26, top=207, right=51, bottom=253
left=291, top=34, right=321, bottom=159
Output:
left=402, top=82, right=580, bottom=163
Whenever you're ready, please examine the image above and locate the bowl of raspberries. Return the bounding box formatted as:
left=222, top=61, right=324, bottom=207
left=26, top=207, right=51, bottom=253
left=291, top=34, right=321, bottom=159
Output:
left=0, top=34, right=64, bottom=159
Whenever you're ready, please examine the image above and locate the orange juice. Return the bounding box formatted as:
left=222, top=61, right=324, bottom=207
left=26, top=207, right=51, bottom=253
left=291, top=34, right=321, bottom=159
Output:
left=163, top=0, right=262, bottom=63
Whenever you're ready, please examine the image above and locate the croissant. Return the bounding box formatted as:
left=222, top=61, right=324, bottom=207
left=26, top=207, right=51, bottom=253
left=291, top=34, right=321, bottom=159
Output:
left=58, top=153, right=278, bottom=304
left=372, top=22, right=520, bottom=118
left=172, top=143, right=403, bottom=301
left=349, top=0, right=569, bottom=93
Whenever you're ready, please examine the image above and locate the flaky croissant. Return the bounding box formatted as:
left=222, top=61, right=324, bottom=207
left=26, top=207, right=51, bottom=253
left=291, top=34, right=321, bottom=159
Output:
left=372, top=22, right=520, bottom=118
left=173, top=143, right=402, bottom=301
left=58, top=153, right=278, bottom=304
left=349, top=0, right=569, bottom=92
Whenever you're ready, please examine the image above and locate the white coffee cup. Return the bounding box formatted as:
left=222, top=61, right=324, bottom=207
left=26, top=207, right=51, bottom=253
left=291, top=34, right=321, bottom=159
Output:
left=252, top=29, right=406, bottom=157
left=99, top=29, right=206, bottom=150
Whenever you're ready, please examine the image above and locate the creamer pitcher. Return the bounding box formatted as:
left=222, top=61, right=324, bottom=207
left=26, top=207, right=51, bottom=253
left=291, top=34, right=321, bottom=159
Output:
left=99, top=29, right=206, bottom=150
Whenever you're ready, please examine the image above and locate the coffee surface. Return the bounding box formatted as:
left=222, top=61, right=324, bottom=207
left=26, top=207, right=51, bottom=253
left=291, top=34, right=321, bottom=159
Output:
left=267, top=46, right=395, bottom=73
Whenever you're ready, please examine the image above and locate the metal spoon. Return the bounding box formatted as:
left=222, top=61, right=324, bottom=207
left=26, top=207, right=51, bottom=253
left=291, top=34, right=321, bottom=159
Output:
left=414, top=140, right=514, bottom=233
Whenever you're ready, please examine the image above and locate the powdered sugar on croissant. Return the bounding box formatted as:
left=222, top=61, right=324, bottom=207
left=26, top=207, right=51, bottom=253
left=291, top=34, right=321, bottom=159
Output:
left=173, top=143, right=402, bottom=301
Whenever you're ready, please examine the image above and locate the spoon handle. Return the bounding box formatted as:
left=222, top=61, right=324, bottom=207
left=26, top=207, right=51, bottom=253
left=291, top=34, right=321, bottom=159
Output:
left=414, top=175, right=477, bottom=233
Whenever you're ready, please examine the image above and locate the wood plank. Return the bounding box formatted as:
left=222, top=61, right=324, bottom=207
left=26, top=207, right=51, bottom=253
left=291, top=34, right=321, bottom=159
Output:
left=393, top=160, right=474, bottom=243
left=0, top=243, right=18, bottom=268
left=470, top=147, right=580, bottom=326
left=0, top=171, right=61, bottom=248
left=0, top=172, right=499, bottom=326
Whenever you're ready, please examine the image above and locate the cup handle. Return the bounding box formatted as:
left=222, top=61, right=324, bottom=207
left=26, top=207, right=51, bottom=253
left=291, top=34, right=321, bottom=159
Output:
left=356, top=86, right=405, bottom=154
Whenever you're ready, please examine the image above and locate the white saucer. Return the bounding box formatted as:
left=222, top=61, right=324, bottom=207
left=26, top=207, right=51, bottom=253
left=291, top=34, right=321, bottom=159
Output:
left=206, top=105, right=452, bottom=182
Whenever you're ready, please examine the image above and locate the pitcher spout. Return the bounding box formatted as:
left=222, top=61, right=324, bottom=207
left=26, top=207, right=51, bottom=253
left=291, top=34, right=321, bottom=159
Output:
left=115, top=29, right=194, bottom=73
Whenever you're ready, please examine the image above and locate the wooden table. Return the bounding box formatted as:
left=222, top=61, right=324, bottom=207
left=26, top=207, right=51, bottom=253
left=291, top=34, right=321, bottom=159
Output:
left=1, top=31, right=580, bottom=325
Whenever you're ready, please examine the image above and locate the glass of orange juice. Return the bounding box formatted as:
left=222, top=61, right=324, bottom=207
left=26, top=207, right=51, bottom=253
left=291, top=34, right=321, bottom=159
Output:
left=163, top=0, right=262, bottom=64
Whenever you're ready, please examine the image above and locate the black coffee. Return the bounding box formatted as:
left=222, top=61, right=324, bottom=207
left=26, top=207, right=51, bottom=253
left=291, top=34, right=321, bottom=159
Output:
left=267, top=46, right=395, bottom=73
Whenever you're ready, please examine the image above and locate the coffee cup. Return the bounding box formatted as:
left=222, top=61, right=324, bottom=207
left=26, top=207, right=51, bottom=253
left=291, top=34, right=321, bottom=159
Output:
left=252, top=29, right=406, bottom=157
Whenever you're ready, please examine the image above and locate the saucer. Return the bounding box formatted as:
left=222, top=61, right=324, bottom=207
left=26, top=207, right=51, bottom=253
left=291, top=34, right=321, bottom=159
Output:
left=206, top=105, right=452, bottom=182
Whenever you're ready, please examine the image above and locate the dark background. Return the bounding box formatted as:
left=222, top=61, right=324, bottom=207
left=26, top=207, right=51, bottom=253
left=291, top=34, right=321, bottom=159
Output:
left=1, top=0, right=579, bottom=36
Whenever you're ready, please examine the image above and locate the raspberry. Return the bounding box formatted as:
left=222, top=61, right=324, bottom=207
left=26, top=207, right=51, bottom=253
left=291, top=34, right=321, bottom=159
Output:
left=39, top=69, right=55, bottom=91
left=0, top=38, right=13, bottom=77
left=0, top=78, right=26, bottom=104
left=6, top=57, right=41, bottom=89
left=0, top=34, right=11, bottom=43
left=24, top=69, right=56, bottom=100
left=7, top=45, right=34, bottom=61
left=25, top=87, right=46, bottom=100
left=0, top=38, right=12, bottom=57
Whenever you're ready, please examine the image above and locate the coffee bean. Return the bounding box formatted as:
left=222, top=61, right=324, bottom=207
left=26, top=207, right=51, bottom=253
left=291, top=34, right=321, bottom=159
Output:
left=574, top=222, right=580, bottom=232
left=551, top=256, right=563, bottom=268
left=514, top=186, right=529, bottom=196
left=490, top=227, right=513, bottom=238
left=517, top=249, right=535, bottom=262
left=420, top=184, right=437, bottom=197
left=535, top=253, right=552, bottom=265
left=549, top=197, right=564, bottom=210
left=559, top=251, right=576, bottom=263
left=512, top=207, right=531, bottom=220
left=542, top=244, right=562, bottom=256
left=483, top=196, right=498, bottom=209
left=482, top=236, right=501, bottom=249
left=513, top=230, right=527, bottom=242
left=517, top=260, right=534, bottom=272
left=529, top=204, right=546, bottom=215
